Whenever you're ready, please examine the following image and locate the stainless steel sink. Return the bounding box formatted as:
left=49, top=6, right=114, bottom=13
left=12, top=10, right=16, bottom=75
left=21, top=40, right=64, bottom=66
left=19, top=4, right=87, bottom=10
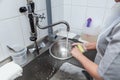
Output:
left=49, top=39, right=73, bottom=60
left=16, top=37, right=97, bottom=80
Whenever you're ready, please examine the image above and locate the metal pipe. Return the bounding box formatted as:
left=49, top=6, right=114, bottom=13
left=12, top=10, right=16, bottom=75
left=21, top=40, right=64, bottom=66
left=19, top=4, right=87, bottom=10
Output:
left=37, top=21, right=70, bottom=32
left=27, top=0, right=37, bottom=41
left=27, top=0, right=39, bottom=55
left=46, top=0, right=54, bottom=38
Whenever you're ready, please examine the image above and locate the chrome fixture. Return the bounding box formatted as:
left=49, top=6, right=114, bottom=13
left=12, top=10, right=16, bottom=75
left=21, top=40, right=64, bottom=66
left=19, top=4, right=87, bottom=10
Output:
left=19, top=0, right=70, bottom=55
left=36, top=20, right=70, bottom=32
left=19, top=0, right=39, bottom=55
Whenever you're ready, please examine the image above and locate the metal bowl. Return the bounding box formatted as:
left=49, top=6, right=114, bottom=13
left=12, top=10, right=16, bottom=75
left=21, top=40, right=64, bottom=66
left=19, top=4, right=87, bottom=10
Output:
left=49, top=39, right=73, bottom=60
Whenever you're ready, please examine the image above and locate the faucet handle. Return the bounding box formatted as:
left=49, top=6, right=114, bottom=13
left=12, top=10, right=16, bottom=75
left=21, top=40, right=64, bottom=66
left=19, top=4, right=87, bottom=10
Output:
left=19, top=7, right=27, bottom=13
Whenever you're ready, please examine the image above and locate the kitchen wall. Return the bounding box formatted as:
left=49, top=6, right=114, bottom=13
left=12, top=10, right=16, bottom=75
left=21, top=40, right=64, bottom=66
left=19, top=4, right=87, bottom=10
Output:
left=51, top=0, right=115, bottom=36
left=63, top=0, right=115, bottom=34
left=0, top=0, right=115, bottom=61
left=51, top=0, right=64, bottom=31
left=0, top=0, right=49, bottom=61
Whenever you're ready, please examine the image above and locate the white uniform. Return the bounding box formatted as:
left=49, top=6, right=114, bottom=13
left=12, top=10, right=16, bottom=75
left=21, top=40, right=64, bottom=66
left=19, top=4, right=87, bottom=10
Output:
left=95, top=2, right=120, bottom=79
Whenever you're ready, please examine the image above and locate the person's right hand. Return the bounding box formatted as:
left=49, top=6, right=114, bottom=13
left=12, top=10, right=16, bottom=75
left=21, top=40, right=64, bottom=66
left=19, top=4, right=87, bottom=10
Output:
left=71, top=43, right=83, bottom=59
left=84, top=42, right=96, bottom=50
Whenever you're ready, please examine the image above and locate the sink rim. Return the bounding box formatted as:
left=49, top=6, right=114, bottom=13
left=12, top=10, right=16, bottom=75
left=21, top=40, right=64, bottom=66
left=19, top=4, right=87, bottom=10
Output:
left=49, top=39, right=73, bottom=60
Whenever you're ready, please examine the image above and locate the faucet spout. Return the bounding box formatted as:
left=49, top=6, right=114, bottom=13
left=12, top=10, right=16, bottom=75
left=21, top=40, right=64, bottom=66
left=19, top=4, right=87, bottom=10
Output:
left=37, top=21, right=70, bottom=32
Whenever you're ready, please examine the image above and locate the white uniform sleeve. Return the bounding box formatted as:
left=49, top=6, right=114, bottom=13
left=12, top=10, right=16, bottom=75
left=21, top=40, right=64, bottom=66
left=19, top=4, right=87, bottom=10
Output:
left=98, top=25, right=120, bottom=80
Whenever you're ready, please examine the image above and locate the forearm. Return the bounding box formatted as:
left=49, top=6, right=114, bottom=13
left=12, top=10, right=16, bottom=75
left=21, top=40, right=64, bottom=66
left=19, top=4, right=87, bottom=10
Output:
left=76, top=54, right=103, bottom=80
left=84, top=42, right=96, bottom=50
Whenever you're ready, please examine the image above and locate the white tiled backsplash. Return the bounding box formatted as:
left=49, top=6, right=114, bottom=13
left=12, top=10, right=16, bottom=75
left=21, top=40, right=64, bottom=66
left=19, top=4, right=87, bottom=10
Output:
left=72, top=0, right=87, bottom=6
left=0, top=0, right=19, bottom=20
left=0, top=0, right=50, bottom=61
left=62, top=0, right=115, bottom=35
left=0, top=0, right=115, bottom=61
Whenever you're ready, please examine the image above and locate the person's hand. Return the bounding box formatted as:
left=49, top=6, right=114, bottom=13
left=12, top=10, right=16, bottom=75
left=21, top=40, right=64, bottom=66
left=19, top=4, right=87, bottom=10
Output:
left=71, top=43, right=83, bottom=59
left=84, top=42, right=96, bottom=50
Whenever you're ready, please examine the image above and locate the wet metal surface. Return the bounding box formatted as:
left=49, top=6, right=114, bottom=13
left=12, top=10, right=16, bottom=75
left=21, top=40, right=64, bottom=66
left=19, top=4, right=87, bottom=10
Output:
left=16, top=49, right=96, bottom=80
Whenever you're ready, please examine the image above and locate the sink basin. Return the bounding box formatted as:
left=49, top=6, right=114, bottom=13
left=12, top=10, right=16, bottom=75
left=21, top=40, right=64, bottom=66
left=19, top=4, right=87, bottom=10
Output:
left=49, top=39, right=73, bottom=60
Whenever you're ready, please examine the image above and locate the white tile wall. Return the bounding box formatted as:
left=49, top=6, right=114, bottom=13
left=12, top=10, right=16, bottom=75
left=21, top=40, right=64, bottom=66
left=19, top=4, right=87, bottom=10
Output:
left=72, top=0, right=87, bottom=6
left=46, top=0, right=64, bottom=32
left=0, top=17, right=25, bottom=46
left=52, top=6, right=64, bottom=31
left=86, top=7, right=105, bottom=26
left=0, top=0, right=19, bottom=20
left=19, top=15, right=32, bottom=46
left=106, top=0, right=115, bottom=8
left=70, top=28, right=83, bottom=35
left=63, top=5, right=72, bottom=26
left=0, top=44, right=4, bottom=61
left=102, top=8, right=112, bottom=26
left=64, top=0, right=71, bottom=5
left=0, top=0, right=48, bottom=61
left=71, top=6, right=87, bottom=29
left=62, top=0, right=115, bottom=35
left=51, top=0, right=63, bottom=8
left=0, top=0, right=115, bottom=61
left=35, top=0, right=46, bottom=11
left=87, top=0, right=107, bottom=7
left=0, top=17, right=25, bottom=60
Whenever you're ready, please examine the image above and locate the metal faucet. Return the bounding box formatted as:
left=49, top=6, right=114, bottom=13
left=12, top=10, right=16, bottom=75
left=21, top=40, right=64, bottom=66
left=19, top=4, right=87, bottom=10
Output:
left=36, top=20, right=70, bottom=32
left=19, top=0, right=70, bottom=56
left=19, top=0, right=38, bottom=55
left=35, top=14, right=70, bottom=40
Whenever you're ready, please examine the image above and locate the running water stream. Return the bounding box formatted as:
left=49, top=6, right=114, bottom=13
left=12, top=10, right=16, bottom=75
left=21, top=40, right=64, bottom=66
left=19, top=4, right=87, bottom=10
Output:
left=66, top=31, right=69, bottom=56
